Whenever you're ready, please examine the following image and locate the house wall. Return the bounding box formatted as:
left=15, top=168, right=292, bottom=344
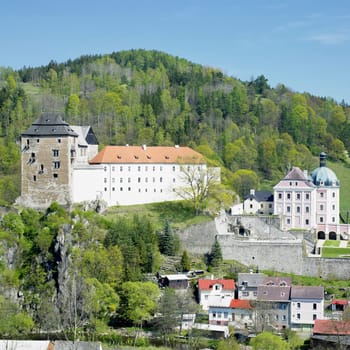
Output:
left=290, top=299, right=324, bottom=326
left=199, top=286, right=235, bottom=311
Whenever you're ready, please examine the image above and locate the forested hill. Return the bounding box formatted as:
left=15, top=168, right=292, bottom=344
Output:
left=1, top=48, right=350, bottom=205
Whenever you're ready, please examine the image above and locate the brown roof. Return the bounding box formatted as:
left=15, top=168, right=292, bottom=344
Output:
left=263, top=276, right=292, bottom=287
left=314, top=319, right=350, bottom=335
left=257, top=285, right=291, bottom=301
left=284, top=167, right=308, bottom=180
left=89, top=145, right=204, bottom=164
left=291, top=286, right=324, bottom=299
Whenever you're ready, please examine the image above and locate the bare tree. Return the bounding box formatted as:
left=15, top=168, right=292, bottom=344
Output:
left=175, top=164, right=220, bottom=214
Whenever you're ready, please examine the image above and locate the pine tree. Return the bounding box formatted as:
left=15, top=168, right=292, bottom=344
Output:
left=209, top=238, right=223, bottom=268
left=180, top=250, right=191, bottom=272
left=158, top=220, right=179, bottom=256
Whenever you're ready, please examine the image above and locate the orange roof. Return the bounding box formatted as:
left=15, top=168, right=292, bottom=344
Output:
left=198, top=279, right=235, bottom=291
left=89, top=145, right=205, bottom=164
left=314, top=319, right=350, bottom=335
left=331, top=299, right=349, bottom=305
left=229, top=299, right=252, bottom=309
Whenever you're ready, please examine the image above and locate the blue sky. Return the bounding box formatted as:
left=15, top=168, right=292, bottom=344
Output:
left=2, top=0, right=350, bottom=103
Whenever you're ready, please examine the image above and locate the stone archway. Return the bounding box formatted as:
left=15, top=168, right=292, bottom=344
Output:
left=318, top=231, right=326, bottom=240
left=329, top=231, right=337, bottom=240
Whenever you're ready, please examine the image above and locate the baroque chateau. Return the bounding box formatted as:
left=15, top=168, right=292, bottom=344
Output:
left=17, top=113, right=216, bottom=208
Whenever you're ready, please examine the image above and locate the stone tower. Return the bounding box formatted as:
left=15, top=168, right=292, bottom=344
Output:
left=18, top=113, right=79, bottom=208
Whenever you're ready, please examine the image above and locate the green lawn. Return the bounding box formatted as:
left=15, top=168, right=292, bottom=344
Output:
left=323, top=240, right=341, bottom=247
left=322, top=247, right=350, bottom=258
left=328, top=160, right=350, bottom=219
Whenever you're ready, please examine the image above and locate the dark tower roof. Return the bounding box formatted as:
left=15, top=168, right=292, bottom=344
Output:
left=310, top=152, right=339, bottom=187
left=22, top=113, right=78, bottom=137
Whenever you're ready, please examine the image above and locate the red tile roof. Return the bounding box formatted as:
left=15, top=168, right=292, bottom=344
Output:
left=314, top=320, right=350, bottom=335
left=229, top=299, right=252, bottom=309
left=198, top=279, right=235, bottom=291
left=331, top=299, right=349, bottom=306
left=89, top=145, right=205, bottom=164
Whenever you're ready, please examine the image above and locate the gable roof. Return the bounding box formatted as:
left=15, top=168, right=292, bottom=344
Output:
left=313, top=319, right=350, bottom=335
left=22, top=113, right=78, bottom=137
left=291, top=286, right=324, bottom=299
left=198, top=279, right=235, bottom=291
left=71, top=125, right=99, bottom=146
left=284, top=167, right=308, bottom=181
left=238, top=273, right=266, bottom=288
left=257, top=285, right=291, bottom=301
left=331, top=299, right=349, bottom=306
left=229, top=299, right=252, bottom=309
left=244, top=190, right=273, bottom=202
left=89, top=145, right=204, bottom=164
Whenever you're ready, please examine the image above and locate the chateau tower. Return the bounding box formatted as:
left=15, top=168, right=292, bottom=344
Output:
left=18, top=113, right=98, bottom=208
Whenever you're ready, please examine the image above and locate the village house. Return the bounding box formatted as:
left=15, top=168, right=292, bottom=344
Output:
left=311, top=319, right=350, bottom=349
left=18, top=113, right=219, bottom=208
left=290, top=285, right=324, bottom=330
left=158, top=274, right=190, bottom=290
left=243, top=189, right=274, bottom=215
left=198, top=278, right=236, bottom=311
left=208, top=299, right=253, bottom=329
left=237, top=272, right=266, bottom=300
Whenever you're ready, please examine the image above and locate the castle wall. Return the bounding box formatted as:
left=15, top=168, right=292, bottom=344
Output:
left=178, top=216, right=350, bottom=280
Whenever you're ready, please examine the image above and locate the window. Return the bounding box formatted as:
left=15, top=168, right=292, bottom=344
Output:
left=204, top=295, right=208, bottom=300
left=306, top=219, right=309, bottom=225
left=253, top=291, right=257, bottom=296
left=269, top=204, right=272, bottom=208
left=128, top=177, right=131, bottom=183
left=33, top=175, right=37, bottom=182
left=212, top=313, right=216, bottom=318
left=53, top=161, right=60, bottom=169
left=320, top=204, right=324, bottom=211
left=297, top=206, right=300, bottom=213
left=320, top=192, right=324, bottom=198
left=104, top=178, right=107, bottom=183
left=332, top=217, right=335, bottom=223
left=313, top=314, right=317, bottom=320
left=282, top=315, right=286, bottom=321
left=128, top=166, right=131, bottom=171
left=278, top=193, right=282, bottom=199
left=297, top=193, right=301, bottom=200
left=120, top=178, right=123, bottom=183
left=37, top=139, right=40, bottom=143
left=313, top=303, right=317, bottom=310
left=306, top=206, right=310, bottom=213
left=287, top=206, right=291, bottom=213
left=160, top=177, right=163, bottom=183
left=320, top=217, right=324, bottom=223
left=138, top=166, right=141, bottom=172
left=112, top=187, right=115, bottom=191
left=53, top=173, right=58, bottom=179
left=112, top=166, right=115, bottom=171
left=224, top=312, right=228, bottom=319
left=173, top=166, right=176, bottom=171
left=104, top=166, right=107, bottom=172
left=297, top=303, right=300, bottom=308
left=306, top=193, right=310, bottom=200
left=332, top=204, right=335, bottom=210
left=138, top=177, right=141, bottom=183
left=145, top=166, right=148, bottom=172
left=173, top=178, right=176, bottom=183
left=112, top=178, right=115, bottom=183
left=145, top=177, right=148, bottom=183
left=120, top=166, right=123, bottom=172
left=250, top=204, right=253, bottom=209
left=287, top=193, right=291, bottom=199
left=58, top=138, right=61, bottom=143
left=333, top=192, right=336, bottom=198
left=242, top=291, right=249, bottom=296
left=287, top=219, right=291, bottom=224
left=153, top=166, right=155, bottom=171
left=120, top=187, right=123, bottom=191
left=52, top=149, right=59, bottom=157
left=297, top=313, right=300, bottom=320
left=128, top=187, right=131, bottom=191
left=104, top=187, right=107, bottom=191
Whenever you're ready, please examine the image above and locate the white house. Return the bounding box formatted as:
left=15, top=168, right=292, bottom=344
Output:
left=290, top=286, right=324, bottom=330
left=243, top=189, right=274, bottom=215
left=198, top=278, right=236, bottom=311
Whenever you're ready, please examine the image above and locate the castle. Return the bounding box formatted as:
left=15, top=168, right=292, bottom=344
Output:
left=231, top=153, right=350, bottom=240
left=18, top=113, right=218, bottom=209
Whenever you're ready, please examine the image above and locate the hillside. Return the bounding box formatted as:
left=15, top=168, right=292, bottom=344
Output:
left=0, top=49, right=350, bottom=207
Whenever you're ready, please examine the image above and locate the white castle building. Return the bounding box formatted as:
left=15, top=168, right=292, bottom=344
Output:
left=18, top=113, right=219, bottom=209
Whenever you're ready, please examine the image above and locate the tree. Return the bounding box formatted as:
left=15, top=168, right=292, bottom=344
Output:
left=250, top=332, right=290, bottom=350
left=180, top=250, right=191, bottom=272
left=158, top=220, right=180, bottom=256
left=208, top=238, right=223, bottom=268
left=176, top=164, right=220, bottom=214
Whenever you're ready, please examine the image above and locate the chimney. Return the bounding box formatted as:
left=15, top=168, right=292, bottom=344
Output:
left=303, top=170, right=308, bottom=178
left=250, top=189, right=255, bottom=196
